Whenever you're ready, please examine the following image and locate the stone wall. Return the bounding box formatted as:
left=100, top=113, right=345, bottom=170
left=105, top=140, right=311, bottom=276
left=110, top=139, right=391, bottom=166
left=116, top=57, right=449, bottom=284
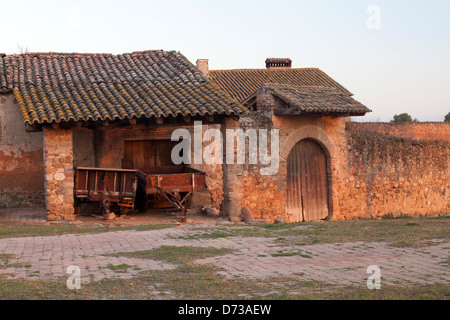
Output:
left=338, top=125, right=450, bottom=219
left=43, top=127, right=74, bottom=220
left=347, top=121, right=450, bottom=141
left=0, top=94, right=45, bottom=208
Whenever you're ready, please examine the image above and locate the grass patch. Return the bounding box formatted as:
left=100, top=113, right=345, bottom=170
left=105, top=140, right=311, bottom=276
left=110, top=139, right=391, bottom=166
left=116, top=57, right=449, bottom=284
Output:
left=259, top=277, right=449, bottom=300
left=0, top=222, right=173, bottom=239
left=174, top=216, right=449, bottom=248
left=0, top=267, right=447, bottom=300
left=0, top=276, right=160, bottom=300
left=271, top=251, right=312, bottom=258
left=108, top=246, right=234, bottom=265
left=176, top=223, right=312, bottom=240
left=0, top=254, right=15, bottom=269
left=138, top=264, right=260, bottom=299
left=105, top=264, right=132, bottom=273
left=404, top=222, right=419, bottom=227
left=0, top=254, right=31, bottom=270
left=276, top=216, right=449, bottom=248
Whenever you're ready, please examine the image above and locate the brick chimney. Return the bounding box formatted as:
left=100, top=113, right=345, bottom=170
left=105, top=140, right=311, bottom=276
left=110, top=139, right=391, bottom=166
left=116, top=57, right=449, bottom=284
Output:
left=196, top=59, right=209, bottom=77
left=265, top=58, right=292, bottom=69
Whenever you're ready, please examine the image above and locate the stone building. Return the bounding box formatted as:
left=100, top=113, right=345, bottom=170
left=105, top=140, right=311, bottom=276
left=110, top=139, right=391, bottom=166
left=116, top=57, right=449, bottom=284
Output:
left=0, top=50, right=246, bottom=220
left=0, top=52, right=448, bottom=222
left=207, top=58, right=372, bottom=222
left=206, top=58, right=449, bottom=221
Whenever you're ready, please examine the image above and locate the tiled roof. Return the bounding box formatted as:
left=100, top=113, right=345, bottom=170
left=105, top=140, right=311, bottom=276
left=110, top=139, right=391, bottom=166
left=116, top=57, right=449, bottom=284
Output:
left=0, top=54, right=11, bottom=93
left=209, top=68, right=353, bottom=102
left=255, top=84, right=371, bottom=115
left=0, top=50, right=247, bottom=125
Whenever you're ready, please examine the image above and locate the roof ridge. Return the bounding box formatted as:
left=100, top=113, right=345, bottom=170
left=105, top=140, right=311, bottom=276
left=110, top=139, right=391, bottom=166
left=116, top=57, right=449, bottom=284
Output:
left=262, top=83, right=341, bottom=90
left=4, top=50, right=169, bottom=58
left=210, top=67, right=321, bottom=72
left=12, top=52, right=113, bottom=57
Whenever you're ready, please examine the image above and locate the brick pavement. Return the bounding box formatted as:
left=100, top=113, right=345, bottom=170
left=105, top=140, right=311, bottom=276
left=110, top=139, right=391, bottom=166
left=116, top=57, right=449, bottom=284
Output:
left=0, top=224, right=448, bottom=288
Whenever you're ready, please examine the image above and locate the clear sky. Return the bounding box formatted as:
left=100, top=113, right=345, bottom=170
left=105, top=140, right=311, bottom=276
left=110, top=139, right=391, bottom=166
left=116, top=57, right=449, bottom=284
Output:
left=1, top=0, right=449, bottom=121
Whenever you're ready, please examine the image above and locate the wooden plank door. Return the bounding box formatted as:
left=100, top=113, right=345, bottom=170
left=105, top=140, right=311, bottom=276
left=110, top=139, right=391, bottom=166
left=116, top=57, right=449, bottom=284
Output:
left=286, top=139, right=329, bottom=222
left=153, top=140, right=177, bottom=167
left=123, top=140, right=177, bottom=169
left=123, top=140, right=154, bottom=169
left=286, top=142, right=303, bottom=222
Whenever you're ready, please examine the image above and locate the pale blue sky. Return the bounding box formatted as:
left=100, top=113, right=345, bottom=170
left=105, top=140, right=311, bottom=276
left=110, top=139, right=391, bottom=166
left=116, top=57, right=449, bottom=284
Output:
left=1, top=0, right=449, bottom=121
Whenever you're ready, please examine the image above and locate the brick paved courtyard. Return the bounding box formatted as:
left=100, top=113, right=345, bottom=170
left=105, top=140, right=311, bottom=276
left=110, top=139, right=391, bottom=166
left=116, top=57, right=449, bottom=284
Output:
left=0, top=223, right=448, bottom=288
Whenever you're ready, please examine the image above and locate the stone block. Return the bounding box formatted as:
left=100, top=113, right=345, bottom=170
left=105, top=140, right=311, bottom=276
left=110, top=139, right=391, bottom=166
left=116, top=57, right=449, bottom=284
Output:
left=53, top=172, right=66, bottom=181
left=274, top=216, right=288, bottom=224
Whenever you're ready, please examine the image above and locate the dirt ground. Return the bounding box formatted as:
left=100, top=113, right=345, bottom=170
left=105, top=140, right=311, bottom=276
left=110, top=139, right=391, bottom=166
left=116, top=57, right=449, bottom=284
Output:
left=0, top=206, right=231, bottom=226
left=75, top=208, right=228, bottom=226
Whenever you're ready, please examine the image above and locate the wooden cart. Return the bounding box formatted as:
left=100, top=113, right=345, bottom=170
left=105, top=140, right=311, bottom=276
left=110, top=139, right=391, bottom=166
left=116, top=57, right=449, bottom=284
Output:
left=136, top=165, right=206, bottom=220
left=74, top=167, right=138, bottom=219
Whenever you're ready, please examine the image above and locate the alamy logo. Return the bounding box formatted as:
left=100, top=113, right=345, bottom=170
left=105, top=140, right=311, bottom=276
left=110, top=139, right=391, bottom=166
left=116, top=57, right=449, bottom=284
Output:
left=171, top=121, right=280, bottom=175
left=367, top=5, right=381, bottom=30
left=66, top=5, right=81, bottom=30
left=366, top=265, right=381, bottom=289
left=66, top=265, right=81, bottom=290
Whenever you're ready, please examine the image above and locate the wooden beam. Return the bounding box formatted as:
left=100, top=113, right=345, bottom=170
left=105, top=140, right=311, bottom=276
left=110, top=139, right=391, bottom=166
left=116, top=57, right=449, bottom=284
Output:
left=155, top=117, right=164, bottom=125
left=183, top=115, right=191, bottom=123
left=128, top=118, right=137, bottom=125
left=168, top=117, right=177, bottom=124
left=205, top=114, right=214, bottom=122
left=25, top=123, right=41, bottom=132
left=273, top=108, right=302, bottom=115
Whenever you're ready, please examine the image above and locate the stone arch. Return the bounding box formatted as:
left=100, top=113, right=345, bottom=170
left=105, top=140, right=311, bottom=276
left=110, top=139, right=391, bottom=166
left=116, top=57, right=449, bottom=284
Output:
left=281, top=126, right=335, bottom=161
left=281, top=126, right=335, bottom=220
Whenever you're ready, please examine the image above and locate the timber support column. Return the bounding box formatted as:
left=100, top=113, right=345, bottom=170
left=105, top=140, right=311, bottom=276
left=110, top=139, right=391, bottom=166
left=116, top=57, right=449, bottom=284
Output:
left=43, top=127, right=75, bottom=221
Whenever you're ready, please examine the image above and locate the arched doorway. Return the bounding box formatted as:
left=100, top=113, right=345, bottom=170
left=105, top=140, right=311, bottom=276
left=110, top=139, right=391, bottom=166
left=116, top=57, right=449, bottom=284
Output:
left=286, top=139, right=329, bottom=222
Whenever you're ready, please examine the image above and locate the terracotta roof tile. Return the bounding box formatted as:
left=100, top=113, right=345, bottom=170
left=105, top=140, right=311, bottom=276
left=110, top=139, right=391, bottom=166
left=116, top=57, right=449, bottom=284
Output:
left=209, top=68, right=353, bottom=102
left=1, top=50, right=247, bottom=125
left=258, top=84, right=371, bottom=115
left=0, top=54, right=12, bottom=93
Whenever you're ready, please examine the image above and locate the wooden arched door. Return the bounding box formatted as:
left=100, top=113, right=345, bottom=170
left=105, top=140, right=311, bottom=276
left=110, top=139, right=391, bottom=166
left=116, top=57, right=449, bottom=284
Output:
left=286, top=139, right=329, bottom=222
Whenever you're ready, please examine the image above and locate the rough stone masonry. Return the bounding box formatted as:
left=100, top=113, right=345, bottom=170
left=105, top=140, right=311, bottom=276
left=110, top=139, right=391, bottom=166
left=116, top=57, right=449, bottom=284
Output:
left=43, top=127, right=74, bottom=221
